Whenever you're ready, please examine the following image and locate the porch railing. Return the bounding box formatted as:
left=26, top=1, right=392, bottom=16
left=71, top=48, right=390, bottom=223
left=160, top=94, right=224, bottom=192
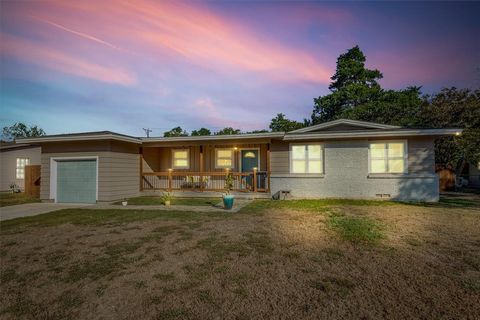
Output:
left=141, top=171, right=269, bottom=193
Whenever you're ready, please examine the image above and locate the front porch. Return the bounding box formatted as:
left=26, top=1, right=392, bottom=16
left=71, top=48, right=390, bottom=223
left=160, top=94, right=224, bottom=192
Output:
left=140, top=141, right=272, bottom=194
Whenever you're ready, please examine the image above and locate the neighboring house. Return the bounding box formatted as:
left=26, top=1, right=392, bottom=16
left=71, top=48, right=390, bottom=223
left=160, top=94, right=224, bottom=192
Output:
left=18, top=119, right=461, bottom=203
left=0, top=142, right=41, bottom=191
left=468, top=162, right=480, bottom=187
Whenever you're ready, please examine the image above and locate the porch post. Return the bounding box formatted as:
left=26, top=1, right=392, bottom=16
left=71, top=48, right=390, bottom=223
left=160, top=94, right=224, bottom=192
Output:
left=168, top=168, right=173, bottom=192
left=267, top=143, right=271, bottom=192
left=139, top=147, right=143, bottom=191
left=253, top=167, right=257, bottom=192
left=200, top=145, right=204, bottom=192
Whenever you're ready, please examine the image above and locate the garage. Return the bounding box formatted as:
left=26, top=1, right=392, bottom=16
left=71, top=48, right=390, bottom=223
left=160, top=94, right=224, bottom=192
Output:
left=56, top=159, right=97, bottom=203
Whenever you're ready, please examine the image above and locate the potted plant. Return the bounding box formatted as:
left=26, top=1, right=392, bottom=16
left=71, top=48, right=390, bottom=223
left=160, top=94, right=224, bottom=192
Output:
left=121, top=198, right=128, bottom=206
left=161, top=191, right=172, bottom=206
left=222, top=173, right=235, bottom=210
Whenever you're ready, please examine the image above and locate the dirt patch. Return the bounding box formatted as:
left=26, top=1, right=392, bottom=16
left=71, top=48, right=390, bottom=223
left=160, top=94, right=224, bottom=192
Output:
left=1, top=202, right=479, bottom=319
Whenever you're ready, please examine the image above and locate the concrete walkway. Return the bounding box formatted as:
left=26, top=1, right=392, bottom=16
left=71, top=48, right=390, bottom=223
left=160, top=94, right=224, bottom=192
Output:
left=0, top=203, right=92, bottom=221
left=91, top=199, right=253, bottom=213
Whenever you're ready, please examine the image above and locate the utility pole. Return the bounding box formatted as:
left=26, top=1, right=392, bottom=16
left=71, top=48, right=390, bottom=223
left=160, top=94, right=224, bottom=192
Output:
left=142, top=128, right=152, bottom=138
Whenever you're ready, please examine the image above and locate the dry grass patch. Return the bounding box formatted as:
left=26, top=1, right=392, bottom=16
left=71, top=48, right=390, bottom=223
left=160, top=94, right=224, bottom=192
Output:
left=1, top=198, right=479, bottom=319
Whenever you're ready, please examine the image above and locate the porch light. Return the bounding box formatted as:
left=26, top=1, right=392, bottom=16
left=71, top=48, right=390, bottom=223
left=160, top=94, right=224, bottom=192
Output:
left=455, top=132, right=461, bottom=136
left=168, top=168, right=173, bottom=171
left=234, top=147, right=238, bottom=150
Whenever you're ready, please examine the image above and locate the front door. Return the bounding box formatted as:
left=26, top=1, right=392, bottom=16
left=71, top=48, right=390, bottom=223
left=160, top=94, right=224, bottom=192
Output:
left=241, top=150, right=259, bottom=189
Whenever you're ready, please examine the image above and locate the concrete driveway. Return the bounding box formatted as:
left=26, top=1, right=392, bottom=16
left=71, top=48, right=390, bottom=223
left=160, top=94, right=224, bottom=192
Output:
left=0, top=203, right=92, bottom=221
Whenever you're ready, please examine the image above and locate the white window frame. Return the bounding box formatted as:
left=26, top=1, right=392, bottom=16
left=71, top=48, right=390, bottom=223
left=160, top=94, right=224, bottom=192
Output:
left=368, top=140, right=408, bottom=174
left=16, top=157, right=30, bottom=179
left=215, top=148, right=235, bottom=169
left=50, top=156, right=99, bottom=203
left=172, top=149, right=190, bottom=169
left=289, top=143, right=324, bottom=174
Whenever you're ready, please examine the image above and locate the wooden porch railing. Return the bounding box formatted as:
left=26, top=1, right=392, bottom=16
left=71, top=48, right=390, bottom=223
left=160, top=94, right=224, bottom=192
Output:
left=141, top=170, right=269, bottom=193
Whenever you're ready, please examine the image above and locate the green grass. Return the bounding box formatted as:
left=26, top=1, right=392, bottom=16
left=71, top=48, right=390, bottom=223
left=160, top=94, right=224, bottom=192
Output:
left=412, top=197, right=480, bottom=208
left=113, top=196, right=221, bottom=206
left=0, top=192, right=40, bottom=207
left=1, top=208, right=223, bottom=233
left=327, top=212, right=384, bottom=244
left=240, top=198, right=396, bottom=214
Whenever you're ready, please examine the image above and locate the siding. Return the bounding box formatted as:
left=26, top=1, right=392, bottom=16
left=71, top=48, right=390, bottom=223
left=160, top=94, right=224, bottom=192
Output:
left=0, top=147, right=41, bottom=191
left=270, top=137, right=438, bottom=202
left=41, top=151, right=140, bottom=202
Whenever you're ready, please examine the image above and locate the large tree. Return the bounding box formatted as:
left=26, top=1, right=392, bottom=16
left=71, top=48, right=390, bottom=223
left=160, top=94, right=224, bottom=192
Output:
left=163, top=126, right=188, bottom=137
left=2, top=122, right=46, bottom=141
left=311, top=46, right=383, bottom=124
left=215, top=127, right=241, bottom=135
left=191, top=128, right=211, bottom=136
left=269, top=113, right=304, bottom=132
left=419, top=88, right=480, bottom=167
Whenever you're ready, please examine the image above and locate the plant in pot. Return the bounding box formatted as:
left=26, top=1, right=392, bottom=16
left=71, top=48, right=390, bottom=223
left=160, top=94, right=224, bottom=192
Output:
left=161, top=191, right=172, bottom=206
left=223, top=173, right=235, bottom=210
left=121, top=198, right=128, bottom=206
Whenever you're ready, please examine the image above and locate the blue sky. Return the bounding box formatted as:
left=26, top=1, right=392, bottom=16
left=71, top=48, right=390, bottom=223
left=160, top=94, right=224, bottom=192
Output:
left=1, top=1, right=479, bottom=137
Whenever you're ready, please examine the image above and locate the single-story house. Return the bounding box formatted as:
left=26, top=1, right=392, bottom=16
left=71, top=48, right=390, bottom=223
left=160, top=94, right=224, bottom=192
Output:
left=17, top=119, right=462, bottom=203
left=0, top=141, right=41, bottom=191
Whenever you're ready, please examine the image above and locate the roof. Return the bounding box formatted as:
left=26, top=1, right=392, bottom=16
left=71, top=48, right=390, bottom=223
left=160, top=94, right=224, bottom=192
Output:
left=284, top=128, right=462, bottom=140
left=15, top=120, right=462, bottom=145
left=141, top=131, right=285, bottom=142
left=17, top=131, right=142, bottom=144
left=0, top=142, right=40, bottom=151
left=289, top=119, right=400, bottom=133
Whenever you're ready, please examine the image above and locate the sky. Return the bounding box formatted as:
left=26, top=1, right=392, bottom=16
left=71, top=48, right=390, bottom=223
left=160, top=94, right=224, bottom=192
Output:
left=1, top=1, right=479, bottom=137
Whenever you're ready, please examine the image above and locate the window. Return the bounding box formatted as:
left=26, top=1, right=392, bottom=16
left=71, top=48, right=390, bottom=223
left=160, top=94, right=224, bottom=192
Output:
left=16, top=157, right=30, bottom=179
left=215, top=149, right=234, bottom=169
left=172, top=149, right=189, bottom=169
left=369, top=142, right=407, bottom=174
left=290, top=144, right=323, bottom=174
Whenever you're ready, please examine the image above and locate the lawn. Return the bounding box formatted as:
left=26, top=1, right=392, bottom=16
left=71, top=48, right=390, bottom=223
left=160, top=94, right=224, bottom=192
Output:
left=1, top=199, right=479, bottom=319
left=113, top=196, right=222, bottom=206
left=0, top=192, right=40, bottom=207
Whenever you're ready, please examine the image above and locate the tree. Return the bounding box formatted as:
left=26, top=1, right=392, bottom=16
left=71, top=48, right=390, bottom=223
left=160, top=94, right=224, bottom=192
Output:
left=419, top=88, right=480, bottom=167
left=2, top=122, right=46, bottom=141
left=311, top=46, right=383, bottom=124
left=269, top=113, right=304, bottom=132
left=343, top=86, right=423, bottom=127
left=215, top=127, right=241, bottom=135
left=163, top=126, right=188, bottom=137
left=246, top=129, right=269, bottom=134
left=191, top=128, right=211, bottom=136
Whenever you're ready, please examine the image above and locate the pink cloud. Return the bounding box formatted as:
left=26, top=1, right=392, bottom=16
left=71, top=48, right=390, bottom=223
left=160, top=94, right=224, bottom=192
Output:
left=0, top=33, right=136, bottom=86
left=11, top=0, right=331, bottom=84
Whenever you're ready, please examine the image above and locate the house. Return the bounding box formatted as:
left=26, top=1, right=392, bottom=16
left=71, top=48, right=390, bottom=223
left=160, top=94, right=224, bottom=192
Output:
left=0, top=141, right=41, bottom=191
left=17, top=119, right=462, bottom=203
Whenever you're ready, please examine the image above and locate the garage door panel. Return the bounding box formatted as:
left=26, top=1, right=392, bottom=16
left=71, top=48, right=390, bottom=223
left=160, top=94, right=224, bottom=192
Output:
left=57, top=160, right=96, bottom=203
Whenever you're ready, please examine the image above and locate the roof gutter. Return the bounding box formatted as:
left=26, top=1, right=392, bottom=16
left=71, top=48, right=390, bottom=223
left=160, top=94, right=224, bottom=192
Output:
left=284, top=128, right=463, bottom=140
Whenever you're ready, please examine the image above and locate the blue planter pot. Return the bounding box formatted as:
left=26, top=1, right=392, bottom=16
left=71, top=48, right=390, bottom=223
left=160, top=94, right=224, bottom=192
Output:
left=223, top=195, right=235, bottom=210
